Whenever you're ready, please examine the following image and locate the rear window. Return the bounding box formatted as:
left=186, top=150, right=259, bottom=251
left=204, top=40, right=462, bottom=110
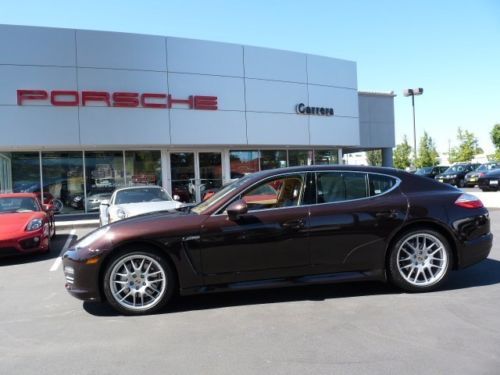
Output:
left=369, top=174, right=397, bottom=196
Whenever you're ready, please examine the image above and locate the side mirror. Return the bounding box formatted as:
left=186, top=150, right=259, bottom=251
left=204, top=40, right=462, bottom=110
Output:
left=100, top=200, right=110, bottom=206
left=226, top=199, right=248, bottom=221
left=173, top=194, right=180, bottom=201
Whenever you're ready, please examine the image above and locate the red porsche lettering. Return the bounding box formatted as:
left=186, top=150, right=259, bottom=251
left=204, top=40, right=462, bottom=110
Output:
left=16, top=89, right=218, bottom=111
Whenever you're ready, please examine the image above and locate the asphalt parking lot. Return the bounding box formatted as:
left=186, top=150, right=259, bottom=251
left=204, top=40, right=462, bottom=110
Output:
left=1, top=208, right=499, bottom=374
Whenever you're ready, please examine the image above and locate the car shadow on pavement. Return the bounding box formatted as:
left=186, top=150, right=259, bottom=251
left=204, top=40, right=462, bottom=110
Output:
left=83, top=258, right=500, bottom=317
left=0, top=234, right=78, bottom=266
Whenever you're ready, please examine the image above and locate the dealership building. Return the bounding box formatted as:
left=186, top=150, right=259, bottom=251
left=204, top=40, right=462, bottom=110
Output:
left=0, top=24, right=395, bottom=214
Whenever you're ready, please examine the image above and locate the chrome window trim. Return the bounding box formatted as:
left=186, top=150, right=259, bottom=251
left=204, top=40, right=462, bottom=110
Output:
left=212, top=169, right=401, bottom=217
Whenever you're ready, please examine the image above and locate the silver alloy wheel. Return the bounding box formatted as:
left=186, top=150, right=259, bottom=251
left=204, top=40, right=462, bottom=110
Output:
left=396, top=233, right=448, bottom=287
left=109, top=254, right=167, bottom=312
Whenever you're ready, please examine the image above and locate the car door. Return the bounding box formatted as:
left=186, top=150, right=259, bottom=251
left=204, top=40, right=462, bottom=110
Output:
left=198, top=173, right=310, bottom=284
left=306, top=171, right=408, bottom=273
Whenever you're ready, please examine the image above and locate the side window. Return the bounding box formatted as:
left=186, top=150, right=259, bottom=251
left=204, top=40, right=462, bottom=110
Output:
left=240, top=174, right=305, bottom=211
left=316, top=172, right=368, bottom=203
left=369, top=174, right=397, bottom=196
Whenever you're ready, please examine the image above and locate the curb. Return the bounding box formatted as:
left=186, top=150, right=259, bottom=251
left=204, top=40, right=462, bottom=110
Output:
left=56, top=220, right=99, bottom=229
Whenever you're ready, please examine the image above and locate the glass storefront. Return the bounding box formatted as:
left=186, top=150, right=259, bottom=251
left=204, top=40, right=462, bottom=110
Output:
left=42, top=152, right=84, bottom=214
left=260, top=150, right=287, bottom=170
left=125, top=151, right=162, bottom=187
left=170, top=152, right=195, bottom=203
left=84, top=151, right=125, bottom=212
left=288, top=150, right=314, bottom=167
left=230, top=150, right=260, bottom=178
left=314, top=150, right=339, bottom=165
left=0, top=148, right=341, bottom=212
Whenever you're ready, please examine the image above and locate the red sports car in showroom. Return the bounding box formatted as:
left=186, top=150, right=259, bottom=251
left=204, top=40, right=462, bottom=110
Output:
left=0, top=193, right=55, bottom=257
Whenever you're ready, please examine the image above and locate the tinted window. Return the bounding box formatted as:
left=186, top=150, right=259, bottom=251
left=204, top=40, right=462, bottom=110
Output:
left=369, top=174, right=397, bottom=196
left=239, top=174, right=305, bottom=211
left=0, top=197, right=39, bottom=213
left=316, top=172, right=368, bottom=203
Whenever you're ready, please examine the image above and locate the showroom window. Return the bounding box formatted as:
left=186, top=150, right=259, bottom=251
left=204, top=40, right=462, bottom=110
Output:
left=230, top=150, right=260, bottom=178
left=125, top=151, right=161, bottom=187
left=0, top=152, right=40, bottom=194
left=42, top=152, right=84, bottom=214
left=288, top=150, right=313, bottom=167
left=84, top=151, right=126, bottom=212
left=314, top=150, right=339, bottom=165
left=260, top=150, right=287, bottom=170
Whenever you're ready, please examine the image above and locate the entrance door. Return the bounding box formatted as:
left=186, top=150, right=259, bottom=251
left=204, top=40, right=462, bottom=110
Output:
left=169, top=151, right=223, bottom=203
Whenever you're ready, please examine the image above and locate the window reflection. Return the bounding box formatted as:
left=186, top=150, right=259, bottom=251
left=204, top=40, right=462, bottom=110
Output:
left=314, top=150, right=339, bottom=165
left=84, top=152, right=125, bottom=212
left=125, top=151, right=161, bottom=187
left=260, top=150, right=287, bottom=170
left=288, top=150, right=313, bottom=167
left=230, top=150, right=259, bottom=179
left=42, top=152, right=84, bottom=214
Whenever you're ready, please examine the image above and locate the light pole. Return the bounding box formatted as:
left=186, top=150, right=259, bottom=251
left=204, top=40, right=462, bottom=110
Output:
left=403, top=88, right=423, bottom=167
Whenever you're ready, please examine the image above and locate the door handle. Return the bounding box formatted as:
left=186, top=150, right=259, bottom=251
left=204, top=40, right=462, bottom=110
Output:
left=375, top=210, right=397, bottom=219
left=282, top=218, right=305, bottom=230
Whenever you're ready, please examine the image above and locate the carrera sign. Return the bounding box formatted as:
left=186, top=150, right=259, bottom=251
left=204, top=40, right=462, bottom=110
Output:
left=295, top=103, right=334, bottom=116
left=16, top=90, right=218, bottom=110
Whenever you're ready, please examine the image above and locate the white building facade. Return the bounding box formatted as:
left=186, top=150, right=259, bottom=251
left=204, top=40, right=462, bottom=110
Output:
left=0, top=25, right=395, bottom=214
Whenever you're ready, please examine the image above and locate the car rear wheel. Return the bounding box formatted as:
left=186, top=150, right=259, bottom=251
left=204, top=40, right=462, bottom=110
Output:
left=103, top=250, right=175, bottom=315
left=388, top=229, right=451, bottom=292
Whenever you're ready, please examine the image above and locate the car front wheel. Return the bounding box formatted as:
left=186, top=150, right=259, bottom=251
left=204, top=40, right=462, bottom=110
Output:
left=103, top=250, right=175, bottom=315
left=388, top=229, right=451, bottom=292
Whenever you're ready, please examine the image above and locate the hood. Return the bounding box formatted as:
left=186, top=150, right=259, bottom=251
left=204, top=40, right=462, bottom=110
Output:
left=111, top=201, right=182, bottom=217
left=0, top=212, right=44, bottom=236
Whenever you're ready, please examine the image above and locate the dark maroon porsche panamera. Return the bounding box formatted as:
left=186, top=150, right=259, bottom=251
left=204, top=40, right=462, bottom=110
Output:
left=62, top=166, right=492, bottom=315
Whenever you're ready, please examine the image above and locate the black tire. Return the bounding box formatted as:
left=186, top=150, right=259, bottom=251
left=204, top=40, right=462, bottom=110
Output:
left=388, top=229, right=452, bottom=293
left=457, top=179, right=465, bottom=188
left=480, top=188, right=489, bottom=192
left=103, top=249, right=176, bottom=315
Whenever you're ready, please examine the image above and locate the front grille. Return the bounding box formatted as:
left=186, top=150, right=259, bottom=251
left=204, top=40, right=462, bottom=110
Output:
left=0, top=247, right=21, bottom=257
left=20, top=238, right=40, bottom=249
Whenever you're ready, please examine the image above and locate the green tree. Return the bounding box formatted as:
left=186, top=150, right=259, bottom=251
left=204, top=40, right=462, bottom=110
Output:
left=449, top=128, right=481, bottom=163
left=416, top=131, right=439, bottom=167
left=491, top=123, right=500, bottom=160
left=393, top=135, right=412, bottom=170
left=366, top=150, right=382, bottom=166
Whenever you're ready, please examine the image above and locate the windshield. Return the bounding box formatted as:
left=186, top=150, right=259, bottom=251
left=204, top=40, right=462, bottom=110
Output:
left=191, top=175, right=253, bottom=214
left=445, top=165, right=466, bottom=173
left=0, top=197, right=39, bottom=213
left=114, top=187, right=172, bottom=204
left=415, top=167, right=433, bottom=175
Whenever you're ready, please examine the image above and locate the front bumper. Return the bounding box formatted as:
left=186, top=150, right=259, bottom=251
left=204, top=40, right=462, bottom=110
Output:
left=464, top=177, right=478, bottom=186
left=436, top=176, right=459, bottom=185
left=0, top=228, right=49, bottom=257
left=62, top=248, right=105, bottom=301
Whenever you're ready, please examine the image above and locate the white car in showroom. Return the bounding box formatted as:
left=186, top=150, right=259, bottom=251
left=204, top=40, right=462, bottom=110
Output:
left=99, top=186, right=184, bottom=226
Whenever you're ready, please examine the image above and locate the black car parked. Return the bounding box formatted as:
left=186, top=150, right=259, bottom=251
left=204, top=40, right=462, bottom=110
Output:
left=465, top=162, right=499, bottom=187
left=435, top=163, right=480, bottom=187
left=62, top=165, right=492, bottom=315
left=415, top=165, right=449, bottom=179
left=478, top=168, right=500, bottom=191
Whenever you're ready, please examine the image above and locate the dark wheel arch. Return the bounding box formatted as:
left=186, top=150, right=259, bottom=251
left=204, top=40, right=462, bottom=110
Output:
left=385, top=221, right=459, bottom=271
left=98, top=241, right=180, bottom=303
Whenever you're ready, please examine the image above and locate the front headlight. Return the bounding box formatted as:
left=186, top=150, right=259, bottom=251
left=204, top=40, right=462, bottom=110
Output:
left=26, top=218, right=43, bottom=231
left=116, top=207, right=127, bottom=219
left=449, top=174, right=456, bottom=178
left=75, top=226, right=110, bottom=249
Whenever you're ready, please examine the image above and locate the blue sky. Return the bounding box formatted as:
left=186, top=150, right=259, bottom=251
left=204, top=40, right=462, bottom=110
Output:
left=1, top=0, right=499, bottom=154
